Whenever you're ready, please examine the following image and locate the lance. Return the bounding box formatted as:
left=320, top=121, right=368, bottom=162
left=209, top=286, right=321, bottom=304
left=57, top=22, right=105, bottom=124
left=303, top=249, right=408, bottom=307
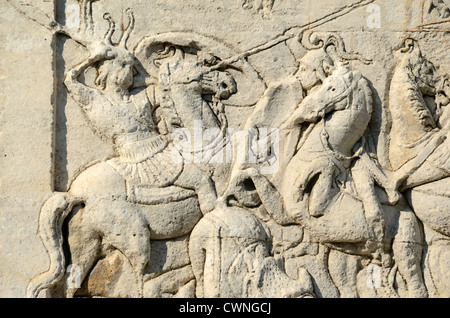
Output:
left=207, top=0, right=376, bottom=72
left=7, top=0, right=375, bottom=68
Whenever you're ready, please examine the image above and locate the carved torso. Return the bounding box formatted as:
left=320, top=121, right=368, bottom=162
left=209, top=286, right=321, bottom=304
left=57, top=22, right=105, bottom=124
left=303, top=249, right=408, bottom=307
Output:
left=82, top=89, right=158, bottom=148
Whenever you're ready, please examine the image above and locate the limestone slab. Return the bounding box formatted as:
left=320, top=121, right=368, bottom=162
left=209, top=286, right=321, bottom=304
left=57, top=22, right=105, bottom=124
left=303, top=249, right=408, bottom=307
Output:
left=1, top=0, right=449, bottom=298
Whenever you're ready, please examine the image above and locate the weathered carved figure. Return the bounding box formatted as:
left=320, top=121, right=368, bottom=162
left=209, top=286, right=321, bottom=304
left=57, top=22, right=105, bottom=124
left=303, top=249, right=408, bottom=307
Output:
left=26, top=1, right=238, bottom=298
left=222, top=48, right=426, bottom=297
left=424, top=0, right=450, bottom=20
left=281, top=63, right=426, bottom=297
left=186, top=31, right=346, bottom=299
left=5, top=0, right=449, bottom=299
left=388, top=38, right=450, bottom=297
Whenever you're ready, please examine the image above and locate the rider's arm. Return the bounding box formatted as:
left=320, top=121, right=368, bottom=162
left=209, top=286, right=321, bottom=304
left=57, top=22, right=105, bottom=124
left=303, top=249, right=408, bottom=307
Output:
left=64, top=57, right=102, bottom=110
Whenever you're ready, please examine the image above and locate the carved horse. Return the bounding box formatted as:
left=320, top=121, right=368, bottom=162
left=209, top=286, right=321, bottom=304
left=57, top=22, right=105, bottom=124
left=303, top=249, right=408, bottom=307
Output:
left=133, top=32, right=266, bottom=188
left=388, top=39, right=450, bottom=297
left=277, top=65, right=428, bottom=297
left=26, top=7, right=239, bottom=298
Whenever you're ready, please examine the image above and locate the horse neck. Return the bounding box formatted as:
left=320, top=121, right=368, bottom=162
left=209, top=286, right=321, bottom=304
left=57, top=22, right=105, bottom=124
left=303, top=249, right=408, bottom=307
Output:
left=167, top=84, right=221, bottom=130
left=311, top=74, right=371, bottom=158
left=389, top=60, right=431, bottom=139
left=388, top=59, right=432, bottom=170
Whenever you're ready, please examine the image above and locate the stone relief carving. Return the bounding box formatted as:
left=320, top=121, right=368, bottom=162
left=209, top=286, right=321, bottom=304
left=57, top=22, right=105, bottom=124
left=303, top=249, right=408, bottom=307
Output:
left=4, top=0, right=449, bottom=298
left=388, top=38, right=450, bottom=297
left=424, top=0, right=450, bottom=20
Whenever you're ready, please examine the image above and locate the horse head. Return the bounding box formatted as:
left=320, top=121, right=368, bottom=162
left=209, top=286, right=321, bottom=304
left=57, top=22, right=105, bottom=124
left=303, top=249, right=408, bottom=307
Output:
left=153, top=45, right=237, bottom=99
left=149, top=45, right=238, bottom=132
left=389, top=39, right=444, bottom=171
left=300, top=65, right=362, bottom=119
left=199, top=68, right=237, bottom=100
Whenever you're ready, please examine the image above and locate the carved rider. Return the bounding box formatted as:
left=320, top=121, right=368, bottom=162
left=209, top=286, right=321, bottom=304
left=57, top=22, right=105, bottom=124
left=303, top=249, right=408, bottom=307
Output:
left=281, top=62, right=399, bottom=266
left=64, top=10, right=218, bottom=214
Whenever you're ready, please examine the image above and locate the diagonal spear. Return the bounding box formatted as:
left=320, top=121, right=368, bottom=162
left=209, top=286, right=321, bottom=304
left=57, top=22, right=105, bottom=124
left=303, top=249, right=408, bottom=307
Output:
left=6, top=0, right=97, bottom=47
left=207, top=0, right=375, bottom=72
left=7, top=0, right=375, bottom=67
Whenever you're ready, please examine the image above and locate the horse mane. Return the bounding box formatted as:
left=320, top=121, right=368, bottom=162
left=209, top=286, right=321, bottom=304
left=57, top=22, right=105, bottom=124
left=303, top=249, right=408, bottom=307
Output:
left=391, top=39, right=438, bottom=131
left=352, top=72, right=378, bottom=159
left=400, top=56, right=437, bottom=131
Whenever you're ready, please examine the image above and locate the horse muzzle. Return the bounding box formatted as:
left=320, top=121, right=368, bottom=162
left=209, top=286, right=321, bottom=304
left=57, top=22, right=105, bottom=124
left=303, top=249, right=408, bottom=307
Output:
left=201, top=70, right=237, bottom=100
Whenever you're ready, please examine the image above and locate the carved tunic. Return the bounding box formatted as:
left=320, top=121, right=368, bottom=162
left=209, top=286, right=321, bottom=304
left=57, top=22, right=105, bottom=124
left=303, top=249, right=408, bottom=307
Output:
left=81, top=89, right=185, bottom=188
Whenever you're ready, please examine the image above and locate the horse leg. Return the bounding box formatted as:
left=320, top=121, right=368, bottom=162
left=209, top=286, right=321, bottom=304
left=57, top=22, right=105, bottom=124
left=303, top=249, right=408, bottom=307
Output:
left=392, top=203, right=428, bottom=298
left=327, top=249, right=360, bottom=298
left=65, top=206, right=101, bottom=298
left=174, top=163, right=217, bottom=214
left=66, top=201, right=152, bottom=298
left=188, top=219, right=211, bottom=298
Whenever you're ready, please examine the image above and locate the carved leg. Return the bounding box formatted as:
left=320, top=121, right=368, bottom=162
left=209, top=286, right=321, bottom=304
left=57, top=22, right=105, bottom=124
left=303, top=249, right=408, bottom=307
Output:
left=392, top=205, right=428, bottom=298
left=283, top=155, right=339, bottom=217
left=65, top=208, right=101, bottom=298
left=188, top=219, right=211, bottom=298
left=84, top=200, right=151, bottom=298
left=328, top=249, right=360, bottom=298
left=174, top=164, right=217, bottom=214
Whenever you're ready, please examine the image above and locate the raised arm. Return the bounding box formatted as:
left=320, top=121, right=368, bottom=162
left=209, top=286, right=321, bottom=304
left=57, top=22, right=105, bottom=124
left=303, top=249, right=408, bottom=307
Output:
left=63, top=41, right=115, bottom=108
left=63, top=2, right=132, bottom=108
left=64, top=57, right=99, bottom=108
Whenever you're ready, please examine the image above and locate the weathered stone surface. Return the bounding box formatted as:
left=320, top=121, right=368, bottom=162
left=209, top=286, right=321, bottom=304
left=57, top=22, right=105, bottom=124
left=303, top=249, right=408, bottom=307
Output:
left=1, top=0, right=449, bottom=298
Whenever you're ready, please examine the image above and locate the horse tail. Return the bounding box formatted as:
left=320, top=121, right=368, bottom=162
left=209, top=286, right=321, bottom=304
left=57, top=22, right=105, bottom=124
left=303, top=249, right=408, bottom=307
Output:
left=26, top=193, right=83, bottom=298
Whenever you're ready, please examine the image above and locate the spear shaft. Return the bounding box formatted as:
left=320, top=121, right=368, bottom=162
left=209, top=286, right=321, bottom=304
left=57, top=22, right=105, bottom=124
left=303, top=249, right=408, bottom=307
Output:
left=208, top=0, right=375, bottom=72
left=7, top=0, right=375, bottom=68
